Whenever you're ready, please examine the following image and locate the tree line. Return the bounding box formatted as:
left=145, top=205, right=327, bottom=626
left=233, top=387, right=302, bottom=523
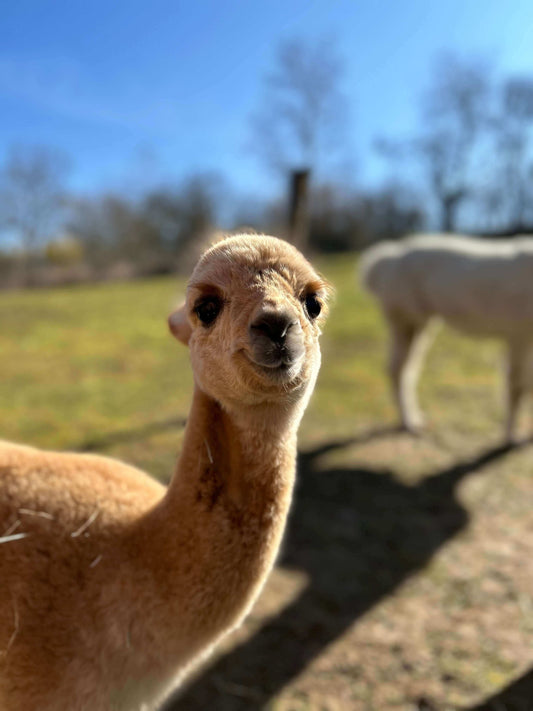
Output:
left=1, top=41, right=532, bottom=286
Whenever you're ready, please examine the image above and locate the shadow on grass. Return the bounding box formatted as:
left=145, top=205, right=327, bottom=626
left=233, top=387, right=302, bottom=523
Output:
left=164, top=432, right=531, bottom=710
left=72, top=416, right=187, bottom=453
left=465, top=668, right=533, bottom=710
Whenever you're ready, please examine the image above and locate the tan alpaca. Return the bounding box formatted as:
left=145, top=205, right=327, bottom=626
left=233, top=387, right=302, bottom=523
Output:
left=0, top=234, right=330, bottom=711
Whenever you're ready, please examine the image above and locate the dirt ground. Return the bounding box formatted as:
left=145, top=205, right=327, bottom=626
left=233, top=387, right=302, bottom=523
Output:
left=165, top=428, right=533, bottom=711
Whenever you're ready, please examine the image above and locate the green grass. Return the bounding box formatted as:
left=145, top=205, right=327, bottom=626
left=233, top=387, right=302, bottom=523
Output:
left=0, top=255, right=506, bottom=463
left=1, top=255, right=532, bottom=710
left=0, top=277, right=192, bottom=477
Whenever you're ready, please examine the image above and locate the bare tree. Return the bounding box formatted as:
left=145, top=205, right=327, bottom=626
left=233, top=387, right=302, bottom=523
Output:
left=308, top=181, right=425, bottom=252
left=142, top=173, right=224, bottom=256
left=69, top=173, right=224, bottom=275
left=249, top=37, right=352, bottom=249
left=69, top=194, right=163, bottom=272
left=422, top=54, right=492, bottom=230
left=249, top=37, right=351, bottom=175
left=0, top=145, right=70, bottom=282
left=377, top=53, right=492, bottom=232
left=492, top=78, right=533, bottom=231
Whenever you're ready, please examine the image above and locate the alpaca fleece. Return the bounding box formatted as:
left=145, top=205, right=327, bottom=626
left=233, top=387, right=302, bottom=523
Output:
left=0, top=234, right=330, bottom=711
left=360, top=233, right=533, bottom=438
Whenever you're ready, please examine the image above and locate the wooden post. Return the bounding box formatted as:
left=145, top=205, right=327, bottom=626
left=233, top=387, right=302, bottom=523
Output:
left=288, top=169, right=310, bottom=251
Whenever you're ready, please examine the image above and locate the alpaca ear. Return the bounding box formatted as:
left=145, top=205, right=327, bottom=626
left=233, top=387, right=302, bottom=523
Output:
left=168, top=305, right=192, bottom=345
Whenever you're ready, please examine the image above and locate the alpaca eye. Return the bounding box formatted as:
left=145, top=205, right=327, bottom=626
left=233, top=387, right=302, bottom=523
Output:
left=304, top=294, right=321, bottom=319
left=195, top=297, right=222, bottom=326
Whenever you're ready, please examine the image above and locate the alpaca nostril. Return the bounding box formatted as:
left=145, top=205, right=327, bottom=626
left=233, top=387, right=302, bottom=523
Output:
left=250, top=311, right=296, bottom=344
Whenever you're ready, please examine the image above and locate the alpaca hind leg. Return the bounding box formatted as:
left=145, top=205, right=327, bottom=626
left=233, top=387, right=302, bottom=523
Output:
left=387, top=318, right=429, bottom=433
left=505, top=341, right=533, bottom=442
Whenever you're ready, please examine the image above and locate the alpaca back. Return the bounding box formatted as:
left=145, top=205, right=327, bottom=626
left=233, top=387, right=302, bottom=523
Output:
left=0, top=441, right=165, bottom=711
left=360, top=234, right=533, bottom=337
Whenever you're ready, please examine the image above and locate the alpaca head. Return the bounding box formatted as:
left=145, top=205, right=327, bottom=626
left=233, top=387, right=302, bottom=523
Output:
left=169, top=234, right=331, bottom=409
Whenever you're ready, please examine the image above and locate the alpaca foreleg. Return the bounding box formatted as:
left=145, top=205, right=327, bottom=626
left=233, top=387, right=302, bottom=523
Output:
left=387, top=317, right=429, bottom=433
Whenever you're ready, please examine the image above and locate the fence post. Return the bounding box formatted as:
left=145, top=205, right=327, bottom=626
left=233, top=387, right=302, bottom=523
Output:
left=288, top=169, right=310, bottom=251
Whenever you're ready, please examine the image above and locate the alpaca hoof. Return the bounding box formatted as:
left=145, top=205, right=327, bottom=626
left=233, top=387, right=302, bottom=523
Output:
left=401, top=420, right=426, bottom=437
left=503, top=431, right=528, bottom=448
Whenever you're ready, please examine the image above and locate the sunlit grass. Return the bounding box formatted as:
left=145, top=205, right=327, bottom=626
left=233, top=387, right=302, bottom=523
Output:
left=0, top=277, right=191, bottom=475
left=0, top=254, right=508, bottom=475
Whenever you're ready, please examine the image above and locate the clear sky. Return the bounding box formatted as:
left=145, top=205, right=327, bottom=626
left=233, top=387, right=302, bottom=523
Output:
left=1, top=0, right=532, bottom=200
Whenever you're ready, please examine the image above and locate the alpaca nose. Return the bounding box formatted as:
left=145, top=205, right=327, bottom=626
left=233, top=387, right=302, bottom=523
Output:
left=250, top=309, right=297, bottom=345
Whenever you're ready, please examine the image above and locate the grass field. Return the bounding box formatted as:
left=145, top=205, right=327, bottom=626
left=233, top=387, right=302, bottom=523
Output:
left=1, top=255, right=532, bottom=710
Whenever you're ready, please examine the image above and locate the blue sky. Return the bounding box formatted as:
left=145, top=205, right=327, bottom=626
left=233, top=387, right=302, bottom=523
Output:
left=1, top=0, right=532, bottom=201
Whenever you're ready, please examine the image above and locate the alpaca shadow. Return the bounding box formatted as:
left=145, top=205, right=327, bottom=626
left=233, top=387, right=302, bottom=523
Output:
left=73, top=416, right=187, bottom=452
left=165, top=433, right=529, bottom=710
left=465, top=668, right=533, bottom=710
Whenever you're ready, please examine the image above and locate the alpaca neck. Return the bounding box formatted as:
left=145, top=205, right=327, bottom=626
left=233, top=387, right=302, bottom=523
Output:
left=168, top=386, right=302, bottom=512
left=132, top=385, right=305, bottom=667
left=162, top=388, right=300, bottom=534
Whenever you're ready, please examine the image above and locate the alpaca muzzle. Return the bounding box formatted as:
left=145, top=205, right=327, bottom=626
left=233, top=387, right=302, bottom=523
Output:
left=249, top=308, right=305, bottom=369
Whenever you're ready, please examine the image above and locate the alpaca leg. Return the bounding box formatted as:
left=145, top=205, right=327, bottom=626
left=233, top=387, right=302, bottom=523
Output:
left=387, top=318, right=427, bottom=432
left=505, top=341, right=532, bottom=442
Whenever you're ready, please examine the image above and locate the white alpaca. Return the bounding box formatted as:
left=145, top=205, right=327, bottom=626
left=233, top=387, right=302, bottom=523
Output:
left=0, top=234, right=330, bottom=711
left=360, top=233, right=533, bottom=440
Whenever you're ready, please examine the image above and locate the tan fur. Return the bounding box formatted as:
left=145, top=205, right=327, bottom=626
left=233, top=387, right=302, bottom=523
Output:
left=0, top=234, right=330, bottom=711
